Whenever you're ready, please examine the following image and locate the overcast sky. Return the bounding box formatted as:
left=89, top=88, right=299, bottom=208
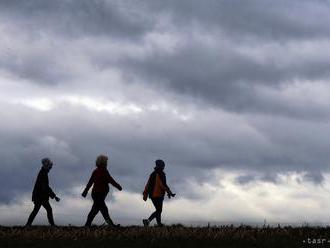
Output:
left=1, top=0, right=330, bottom=226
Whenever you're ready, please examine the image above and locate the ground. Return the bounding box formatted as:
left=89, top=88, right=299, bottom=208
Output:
left=0, top=225, right=329, bottom=247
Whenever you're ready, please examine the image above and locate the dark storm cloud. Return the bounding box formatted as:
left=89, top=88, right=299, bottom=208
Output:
left=2, top=0, right=330, bottom=116
left=1, top=98, right=329, bottom=204
left=145, top=0, right=330, bottom=41
left=235, top=174, right=257, bottom=185
left=120, top=40, right=330, bottom=117
left=94, top=0, right=330, bottom=117
left=0, top=0, right=152, bottom=39
left=1, top=0, right=330, bottom=208
left=234, top=171, right=325, bottom=186
left=0, top=49, right=74, bottom=85
left=113, top=0, right=330, bottom=117
left=302, top=172, right=325, bottom=185
left=2, top=0, right=330, bottom=42
left=0, top=0, right=153, bottom=84
left=0, top=101, right=211, bottom=203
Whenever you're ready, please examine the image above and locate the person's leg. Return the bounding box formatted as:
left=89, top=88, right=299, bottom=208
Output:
left=148, top=197, right=163, bottom=224
left=26, top=202, right=42, bottom=226
left=154, top=198, right=163, bottom=225
left=42, top=201, right=55, bottom=226
left=98, top=193, right=116, bottom=225
left=85, top=193, right=100, bottom=227
left=148, top=198, right=158, bottom=222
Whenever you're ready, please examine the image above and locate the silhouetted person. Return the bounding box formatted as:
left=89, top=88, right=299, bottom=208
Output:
left=26, top=158, right=60, bottom=226
left=82, top=154, right=122, bottom=227
left=143, top=159, right=175, bottom=227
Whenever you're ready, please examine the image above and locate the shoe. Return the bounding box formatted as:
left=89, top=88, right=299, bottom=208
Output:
left=143, top=219, right=150, bottom=227
left=156, top=223, right=164, bottom=227
left=104, top=220, right=120, bottom=228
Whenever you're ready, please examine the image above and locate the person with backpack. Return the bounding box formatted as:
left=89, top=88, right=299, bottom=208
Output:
left=82, top=154, right=122, bottom=227
left=143, top=159, right=175, bottom=227
left=26, top=158, right=60, bottom=226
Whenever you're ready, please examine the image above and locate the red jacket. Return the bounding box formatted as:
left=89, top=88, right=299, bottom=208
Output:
left=84, top=167, right=121, bottom=194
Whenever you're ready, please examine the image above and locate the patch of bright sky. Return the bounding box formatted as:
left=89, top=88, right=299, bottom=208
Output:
left=2, top=170, right=330, bottom=226
left=6, top=94, right=194, bottom=121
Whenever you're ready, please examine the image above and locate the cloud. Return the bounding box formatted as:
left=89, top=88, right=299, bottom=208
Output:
left=0, top=0, right=330, bottom=223
left=0, top=0, right=153, bottom=39
left=0, top=92, right=328, bottom=206
left=2, top=170, right=330, bottom=226
left=2, top=0, right=330, bottom=118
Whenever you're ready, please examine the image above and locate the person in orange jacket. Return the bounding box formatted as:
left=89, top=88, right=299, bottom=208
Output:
left=82, top=154, right=122, bottom=227
left=143, top=159, right=175, bottom=227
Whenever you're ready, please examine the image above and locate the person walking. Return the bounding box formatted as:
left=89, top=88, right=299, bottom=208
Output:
left=82, top=154, right=122, bottom=227
left=26, top=158, right=60, bottom=226
left=143, top=159, right=175, bottom=227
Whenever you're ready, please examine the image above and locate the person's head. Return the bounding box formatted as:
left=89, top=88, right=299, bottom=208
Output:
left=96, top=154, right=108, bottom=168
left=154, top=159, right=165, bottom=171
left=41, top=157, right=53, bottom=171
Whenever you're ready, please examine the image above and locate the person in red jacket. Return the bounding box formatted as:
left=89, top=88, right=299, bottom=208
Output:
left=82, top=154, right=122, bottom=227
left=142, top=159, right=175, bottom=227
left=26, top=158, right=60, bottom=227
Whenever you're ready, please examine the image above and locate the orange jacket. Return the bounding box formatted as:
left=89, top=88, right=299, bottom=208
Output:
left=143, top=170, right=170, bottom=199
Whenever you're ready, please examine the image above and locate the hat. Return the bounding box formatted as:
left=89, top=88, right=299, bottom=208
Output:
left=155, top=159, right=165, bottom=169
left=41, top=158, right=53, bottom=170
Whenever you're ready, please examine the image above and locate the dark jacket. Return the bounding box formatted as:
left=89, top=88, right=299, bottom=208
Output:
left=84, top=167, right=121, bottom=194
left=32, top=168, right=56, bottom=202
left=144, top=169, right=170, bottom=198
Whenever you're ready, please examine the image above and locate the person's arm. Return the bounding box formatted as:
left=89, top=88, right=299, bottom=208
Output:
left=143, top=176, right=151, bottom=201
left=159, top=173, right=175, bottom=198
left=82, top=171, right=95, bottom=197
left=46, top=174, right=60, bottom=201
left=107, top=171, right=122, bottom=191
left=48, top=186, right=56, bottom=199
left=159, top=173, right=170, bottom=192
left=48, top=186, right=60, bottom=201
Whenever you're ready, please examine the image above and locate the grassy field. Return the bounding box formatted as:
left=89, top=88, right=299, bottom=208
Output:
left=0, top=225, right=329, bottom=247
